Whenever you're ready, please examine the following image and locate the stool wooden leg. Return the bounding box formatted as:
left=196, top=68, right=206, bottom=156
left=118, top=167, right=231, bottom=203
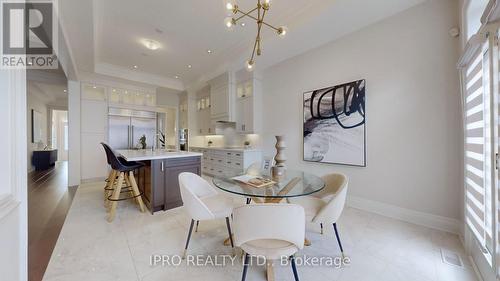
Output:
left=104, top=170, right=116, bottom=200
left=128, top=171, right=145, bottom=212
left=108, top=172, right=124, bottom=222
left=124, top=175, right=137, bottom=205
left=105, top=170, right=117, bottom=210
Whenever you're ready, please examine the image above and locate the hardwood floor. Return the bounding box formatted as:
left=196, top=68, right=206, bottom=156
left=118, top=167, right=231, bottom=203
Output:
left=28, top=161, right=77, bottom=281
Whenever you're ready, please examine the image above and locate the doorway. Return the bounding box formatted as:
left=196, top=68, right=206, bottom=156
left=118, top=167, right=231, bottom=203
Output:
left=26, top=67, right=76, bottom=281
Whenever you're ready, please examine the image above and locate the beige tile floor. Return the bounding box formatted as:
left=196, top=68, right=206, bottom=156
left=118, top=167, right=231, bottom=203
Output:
left=43, top=181, right=478, bottom=281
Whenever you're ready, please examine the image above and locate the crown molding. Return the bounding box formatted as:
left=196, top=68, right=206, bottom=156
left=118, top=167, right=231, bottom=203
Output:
left=94, top=63, right=184, bottom=91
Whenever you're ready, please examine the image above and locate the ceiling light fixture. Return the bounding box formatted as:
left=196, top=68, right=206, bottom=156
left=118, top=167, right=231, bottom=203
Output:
left=140, top=39, right=161, bottom=50
left=207, top=49, right=212, bottom=54
left=187, top=64, right=192, bottom=68
left=225, top=0, right=287, bottom=70
left=63, top=89, right=67, bottom=93
left=175, top=75, right=180, bottom=79
left=133, top=65, right=138, bottom=69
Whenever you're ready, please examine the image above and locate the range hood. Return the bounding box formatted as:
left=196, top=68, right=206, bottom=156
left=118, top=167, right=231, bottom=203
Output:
left=215, top=120, right=236, bottom=135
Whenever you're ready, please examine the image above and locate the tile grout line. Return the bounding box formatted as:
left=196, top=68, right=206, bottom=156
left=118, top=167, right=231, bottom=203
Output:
left=118, top=210, right=143, bottom=281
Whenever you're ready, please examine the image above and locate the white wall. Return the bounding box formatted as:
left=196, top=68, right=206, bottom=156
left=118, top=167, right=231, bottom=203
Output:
left=261, top=0, right=461, bottom=220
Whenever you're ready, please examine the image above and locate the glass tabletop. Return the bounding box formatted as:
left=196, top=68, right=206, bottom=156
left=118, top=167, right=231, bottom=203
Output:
left=212, top=170, right=325, bottom=199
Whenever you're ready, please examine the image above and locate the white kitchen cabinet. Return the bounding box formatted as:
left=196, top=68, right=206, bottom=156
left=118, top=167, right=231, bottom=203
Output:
left=81, top=84, right=108, bottom=181
left=81, top=133, right=108, bottom=180
left=234, top=76, right=262, bottom=134
left=208, top=72, right=234, bottom=120
left=81, top=99, right=107, bottom=134
left=195, top=86, right=212, bottom=135
left=190, top=147, right=262, bottom=177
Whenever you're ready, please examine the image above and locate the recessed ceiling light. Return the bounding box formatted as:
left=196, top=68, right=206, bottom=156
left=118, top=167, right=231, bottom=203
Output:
left=112, top=89, right=116, bottom=92
left=187, top=64, right=192, bottom=68
left=93, top=86, right=97, bottom=89
left=175, top=75, right=180, bottom=79
left=240, top=22, right=246, bottom=27
left=140, top=39, right=161, bottom=50
left=133, top=65, right=138, bottom=69
left=63, top=89, right=67, bottom=93
left=125, top=91, right=128, bottom=94
left=207, top=49, right=212, bottom=54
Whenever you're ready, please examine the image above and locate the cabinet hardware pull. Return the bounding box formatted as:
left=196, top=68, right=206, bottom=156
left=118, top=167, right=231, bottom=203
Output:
left=160, top=161, right=164, bottom=172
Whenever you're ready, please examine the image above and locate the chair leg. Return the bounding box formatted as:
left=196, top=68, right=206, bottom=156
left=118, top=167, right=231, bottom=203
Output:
left=108, top=172, right=124, bottom=222
left=241, top=253, right=249, bottom=281
left=195, top=220, right=199, bottom=232
left=225, top=217, right=234, bottom=248
left=124, top=175, right=136, bottom=205
left=290, top=255, right=300, bottom=281
left=128, top=171, right=145, bottom=212
left=320, top=223, right=323, bottom=235
left=183, top=219, right=195, bottom=259
left=104, top=170, right=116, bottom=209
left=333, top=223, right=344, bottom=254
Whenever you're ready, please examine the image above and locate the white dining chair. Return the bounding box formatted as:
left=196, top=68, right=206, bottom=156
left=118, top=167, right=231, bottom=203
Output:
left=233, top=203, right=305, bottom=281
left=178, top=172, right=235, bottom=258
left=288, top=173, right=348, bottom=256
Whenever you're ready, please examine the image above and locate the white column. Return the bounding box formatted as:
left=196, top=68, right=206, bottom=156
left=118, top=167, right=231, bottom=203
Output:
left=68, top=80, right=81, bottom=187
left=0, top=67, right=28, bottom=281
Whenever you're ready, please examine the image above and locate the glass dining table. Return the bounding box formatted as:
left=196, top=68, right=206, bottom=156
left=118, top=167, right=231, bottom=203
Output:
left=212, top=170, right=325, bottom=281
left=212, top=169, right=325, bottom=203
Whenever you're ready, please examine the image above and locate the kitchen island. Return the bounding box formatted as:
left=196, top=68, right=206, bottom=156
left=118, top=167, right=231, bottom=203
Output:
left=117, top=150, right=202, bottom=213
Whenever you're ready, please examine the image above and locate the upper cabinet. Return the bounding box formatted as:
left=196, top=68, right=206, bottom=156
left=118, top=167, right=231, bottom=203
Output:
left=234, top=71, right=262, bottom=134
left=193, top=71, right=262, bottom=136
left=195, top=86, right=212, bottom=135
left=108, top=88, right=156, bottom=107
left=179, top=93, right=188, bottom=129
left=208, top=72, right=234, bottom=120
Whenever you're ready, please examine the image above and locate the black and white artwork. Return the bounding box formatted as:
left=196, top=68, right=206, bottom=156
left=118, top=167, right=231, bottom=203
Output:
left=303, top=80, right=366, bottom=167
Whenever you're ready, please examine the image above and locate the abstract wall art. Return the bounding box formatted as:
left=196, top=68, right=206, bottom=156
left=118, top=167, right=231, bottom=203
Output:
left=303, top=79, right=366, bottom=167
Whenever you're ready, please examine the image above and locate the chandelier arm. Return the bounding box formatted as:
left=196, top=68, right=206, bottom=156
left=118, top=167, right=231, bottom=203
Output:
left=250, top=35, right=258, bottom=62
left=234, top=7, right=258, bottom=22
left=261, top=21, right=280, bottom=32
left=235, top=12, right=280, bottom=32
left=257, top=9, right=267, bottom=54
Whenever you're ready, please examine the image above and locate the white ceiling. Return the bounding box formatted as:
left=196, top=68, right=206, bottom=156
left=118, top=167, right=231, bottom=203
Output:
left=60, top=0, right=426, bottom=90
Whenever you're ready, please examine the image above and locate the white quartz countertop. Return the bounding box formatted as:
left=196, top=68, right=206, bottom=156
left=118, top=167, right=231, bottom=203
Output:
left=190, top=146, right=262, bottom=152
left=117, top=149, right=202, bottom=161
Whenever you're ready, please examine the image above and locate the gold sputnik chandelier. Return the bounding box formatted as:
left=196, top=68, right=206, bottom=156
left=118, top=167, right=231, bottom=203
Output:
left=224, top=0, right=288, bottom=71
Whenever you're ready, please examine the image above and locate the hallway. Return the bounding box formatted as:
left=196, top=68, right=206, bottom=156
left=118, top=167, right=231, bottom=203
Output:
left=28, top=161, right=77, bottom=281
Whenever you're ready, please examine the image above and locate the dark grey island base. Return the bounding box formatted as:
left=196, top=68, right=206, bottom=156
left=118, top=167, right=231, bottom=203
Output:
left=116, top=150, right=202, bottom=214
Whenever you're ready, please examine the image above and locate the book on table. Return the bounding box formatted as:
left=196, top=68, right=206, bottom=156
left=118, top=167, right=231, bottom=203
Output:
left=231, top=175, right=276, bottom=188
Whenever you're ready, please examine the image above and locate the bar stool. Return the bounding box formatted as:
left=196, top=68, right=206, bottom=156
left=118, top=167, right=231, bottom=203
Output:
left=101, top=143, right=146, bottom=222
left=101, top=143, right=136, bottom=208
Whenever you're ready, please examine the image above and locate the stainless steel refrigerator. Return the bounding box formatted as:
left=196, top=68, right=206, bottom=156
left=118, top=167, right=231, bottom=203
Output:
left=108, top=107, right=157, bottom=150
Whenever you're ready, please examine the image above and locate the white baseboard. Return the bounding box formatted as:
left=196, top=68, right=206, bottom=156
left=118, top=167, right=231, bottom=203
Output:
left=347, top=195, right=461, bottom=234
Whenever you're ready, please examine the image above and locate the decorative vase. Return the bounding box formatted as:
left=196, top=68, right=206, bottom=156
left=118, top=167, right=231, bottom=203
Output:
left=274, top=135, right=286, bottom=167
left=271, top=135, right=287, bottom=181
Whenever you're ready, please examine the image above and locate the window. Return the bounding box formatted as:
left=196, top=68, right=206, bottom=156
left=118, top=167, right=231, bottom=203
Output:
left=464, top=44, right=494, bottom=254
